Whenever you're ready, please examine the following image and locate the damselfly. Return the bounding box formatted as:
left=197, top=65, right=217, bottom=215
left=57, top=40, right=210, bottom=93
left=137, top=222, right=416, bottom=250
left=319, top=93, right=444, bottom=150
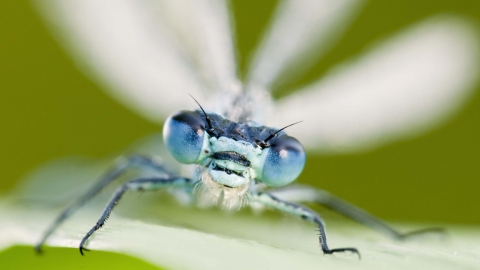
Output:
left=32, top=0, right=478, bottom=259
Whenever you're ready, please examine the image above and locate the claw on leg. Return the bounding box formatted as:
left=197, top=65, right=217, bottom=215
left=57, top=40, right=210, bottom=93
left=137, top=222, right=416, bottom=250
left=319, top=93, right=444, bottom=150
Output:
left=34, top=245, right=43, bottom=255
left=324, top=247, right=361, bottom=259
left=79, top=246, right=90, bottom=256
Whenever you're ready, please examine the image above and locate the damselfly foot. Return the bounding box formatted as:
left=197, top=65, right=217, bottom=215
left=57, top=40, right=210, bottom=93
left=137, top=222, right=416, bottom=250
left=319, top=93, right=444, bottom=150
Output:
left=397, top=227, right=448, bottom=240
left=323, top=247, right=361, bottom=259
left=79, top=246, right=90, bottom=256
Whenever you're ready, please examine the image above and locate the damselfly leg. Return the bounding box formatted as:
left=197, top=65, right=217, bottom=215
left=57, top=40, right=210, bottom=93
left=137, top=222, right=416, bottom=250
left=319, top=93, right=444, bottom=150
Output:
left=250, top=192, right=360, bottom=258
left=34, top=155, right=178, bottom=253
left=79, top=176, right=195, bottom=255
left=268, top=185, right=445, bottom=240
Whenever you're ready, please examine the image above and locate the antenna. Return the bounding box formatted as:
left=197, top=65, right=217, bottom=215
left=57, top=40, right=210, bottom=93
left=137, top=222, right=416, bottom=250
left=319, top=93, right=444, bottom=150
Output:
left=263, top=121, right=303, bottom=144
left=189, top=94, right=213, bottom=130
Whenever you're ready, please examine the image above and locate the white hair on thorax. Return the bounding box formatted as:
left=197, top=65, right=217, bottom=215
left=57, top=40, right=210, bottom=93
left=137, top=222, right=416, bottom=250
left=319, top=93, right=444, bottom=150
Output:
left=194, top=170, right=250, bottom=210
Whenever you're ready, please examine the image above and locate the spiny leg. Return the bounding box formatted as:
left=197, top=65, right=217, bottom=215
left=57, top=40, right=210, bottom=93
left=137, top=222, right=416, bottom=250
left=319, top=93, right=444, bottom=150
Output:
left=35, top=155, right=171, bottom=253
left=268, top=185, right=444, bottom=240
left=79, top=176, right=195, bottom=255
left=250, top=192, right=360, bottom=258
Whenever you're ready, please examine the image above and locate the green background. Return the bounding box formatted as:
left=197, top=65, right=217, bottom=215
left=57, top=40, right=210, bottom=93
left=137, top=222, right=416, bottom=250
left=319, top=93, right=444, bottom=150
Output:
left=1, top=1, right=480, bottom=268
left=2, top=0, right=480, bottom=223
left=1, top=0, right=480, bottom=269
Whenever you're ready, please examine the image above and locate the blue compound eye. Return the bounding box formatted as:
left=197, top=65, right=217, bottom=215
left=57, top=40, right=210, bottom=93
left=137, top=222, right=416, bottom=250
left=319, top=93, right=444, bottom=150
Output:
left=261, top=136, right=306, bottom=186
left=163, top=110, right=207, bottom=164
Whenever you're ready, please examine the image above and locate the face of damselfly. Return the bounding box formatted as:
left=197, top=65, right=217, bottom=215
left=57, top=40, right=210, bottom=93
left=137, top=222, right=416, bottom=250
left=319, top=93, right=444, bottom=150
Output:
left=163, top=110, right=305, bottom=203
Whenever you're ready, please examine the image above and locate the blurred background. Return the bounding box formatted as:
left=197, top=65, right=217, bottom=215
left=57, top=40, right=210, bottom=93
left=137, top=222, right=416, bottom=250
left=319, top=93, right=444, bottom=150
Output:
left=1, top=0, right=480, bottom=229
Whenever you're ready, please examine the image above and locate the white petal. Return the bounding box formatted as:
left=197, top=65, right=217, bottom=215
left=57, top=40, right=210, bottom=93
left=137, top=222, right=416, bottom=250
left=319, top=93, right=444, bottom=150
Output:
left=269, top=17, right=480, bottom=153
left=34, top=0, right=237, bottom=122
left=246, top=0, right=363, bottom=91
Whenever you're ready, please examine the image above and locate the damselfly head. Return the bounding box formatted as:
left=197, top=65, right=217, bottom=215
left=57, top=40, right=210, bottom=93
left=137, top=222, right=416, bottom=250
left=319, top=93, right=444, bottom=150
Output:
left=163, top=110, right=306, bottom=199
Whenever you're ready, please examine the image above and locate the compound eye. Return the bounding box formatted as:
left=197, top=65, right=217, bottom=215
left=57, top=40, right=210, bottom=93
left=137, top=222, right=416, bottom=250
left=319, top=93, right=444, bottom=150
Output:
left=262, top=136, right=305, bottom=186
left=163, top=110, right=207, bottom=164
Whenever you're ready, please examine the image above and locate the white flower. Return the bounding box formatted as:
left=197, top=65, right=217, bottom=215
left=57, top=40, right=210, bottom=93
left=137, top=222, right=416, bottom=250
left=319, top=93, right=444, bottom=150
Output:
left=1, top=0, right=479, bottom=269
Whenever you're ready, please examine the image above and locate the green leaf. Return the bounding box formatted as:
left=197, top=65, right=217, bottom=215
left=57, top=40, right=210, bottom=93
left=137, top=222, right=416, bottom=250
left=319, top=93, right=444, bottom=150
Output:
left=1, top=135, right=479, bottom=269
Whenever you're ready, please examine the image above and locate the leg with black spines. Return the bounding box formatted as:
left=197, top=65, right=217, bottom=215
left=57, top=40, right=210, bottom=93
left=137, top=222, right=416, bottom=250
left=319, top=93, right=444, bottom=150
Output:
left=268, top=185, right=445, bottom=240
left=78, top=176, right=194, bottom=255
left=250, top=192, right=361, bottom=259
left=34, top=155, right=175, bottom=254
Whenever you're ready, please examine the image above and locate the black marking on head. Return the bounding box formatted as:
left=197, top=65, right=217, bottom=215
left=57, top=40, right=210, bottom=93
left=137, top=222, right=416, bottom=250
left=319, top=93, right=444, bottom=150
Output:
left=212, top=163, right=243, bottom=177
left=193, top=110, right=282, bottom=148
left=211, top=151, right=251, bottom=167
